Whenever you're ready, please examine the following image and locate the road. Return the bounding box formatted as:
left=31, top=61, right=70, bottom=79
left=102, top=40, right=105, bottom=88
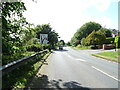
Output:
left=26, top=47, right=119, bottom=89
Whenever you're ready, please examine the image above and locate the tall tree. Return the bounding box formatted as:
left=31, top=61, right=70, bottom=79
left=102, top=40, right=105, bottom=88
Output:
left=34, top=24, right=59, bottom=48
left=75, top=21, right=101, bottom=40
left=2, top=2, right=27, bottom=54
left=60, top=40, right=65, bottom=46
left=70, top=22, right=101, bottom=46
left=101, top=28, right=112, bottom=37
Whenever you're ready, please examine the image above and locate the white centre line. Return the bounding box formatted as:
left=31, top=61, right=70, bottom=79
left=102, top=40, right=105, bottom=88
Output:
left=92, top=66, right=120, bottom=82
left=76, top=59, right=87, bottom=62
left=64, top=52, right=86, bottom=62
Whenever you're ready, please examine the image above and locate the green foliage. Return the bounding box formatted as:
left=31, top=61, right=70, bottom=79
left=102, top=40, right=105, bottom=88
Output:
left=2, top=2, right=27, bottom=54
left=99, top=28, right=112, bottom=37
left=25, top=44, right=43, bottom=52
left=76, top=44, right=81, bottom=48
left=73, top=45, right=92, bottom=50
left=42, top=44, right=51, bottom=50
left=2, top=52, right=49, bottom=88
left=81, top=38, right=86, bottom=46
left=2, top=2, right=59, bottom=89
left=58, top=40, right=65, bottom=46
left=105, top=37, right=115, bottom=44
left=85, top=30, right=106, bottom=45
left=34, top=24, right=59, bottom=48
left=93, top=51, right=119, bottom=62
left=102, top=28, right=112, bottom=37
left=111, top=29, right=120, bottom=35
left=21, top=23, right=36, bottom=46
left=70, top=21, right=101, bottom=46
left=114, top=36, right=120, bottom=48
left=26, top=38, right=40, bottom=45
left=66, top=42, right=71, bottom=46
left=70, top=36, right=80, bottom=46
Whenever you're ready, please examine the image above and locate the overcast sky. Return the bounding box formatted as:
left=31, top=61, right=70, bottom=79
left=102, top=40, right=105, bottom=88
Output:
left=23, top=0, right=118, bottom=42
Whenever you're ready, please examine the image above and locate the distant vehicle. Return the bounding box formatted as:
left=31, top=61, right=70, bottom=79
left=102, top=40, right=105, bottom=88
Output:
left=59, top=46, right=63, bottom=50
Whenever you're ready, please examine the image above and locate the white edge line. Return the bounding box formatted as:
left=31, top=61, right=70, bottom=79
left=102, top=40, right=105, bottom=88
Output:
left=92, top=66, right=120, bottom=82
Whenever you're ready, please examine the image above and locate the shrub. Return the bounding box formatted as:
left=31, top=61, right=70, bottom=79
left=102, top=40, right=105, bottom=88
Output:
left=81, top=38, right=86, bottom=46
left=105, top=37, right=115, bottom=44
left=26, top=44, right=43, bottom=52
left=85, top=30, right=106, bottom=46
left=76, top=44, right=81, bottom=48
left=114, top=36, right=120, bottom=48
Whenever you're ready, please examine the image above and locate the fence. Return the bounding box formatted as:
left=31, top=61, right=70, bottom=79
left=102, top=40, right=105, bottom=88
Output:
left=0, top=50, right=48, bottom=76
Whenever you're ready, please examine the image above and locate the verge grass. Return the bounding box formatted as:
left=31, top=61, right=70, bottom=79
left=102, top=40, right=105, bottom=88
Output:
left=3, top=52, right=51, bottom=89
left=71, top=46, right=92, bottom=50
left=92, top=51, right=120, bottom=63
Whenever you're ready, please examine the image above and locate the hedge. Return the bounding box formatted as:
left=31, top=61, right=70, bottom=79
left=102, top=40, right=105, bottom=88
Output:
left=26, top=44, right=43, bottom=52
left=105, top=37, right=115, bottom=44
left=114, top=36, right=120, bottom=48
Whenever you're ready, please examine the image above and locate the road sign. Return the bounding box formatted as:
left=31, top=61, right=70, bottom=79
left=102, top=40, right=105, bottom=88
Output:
left=40, top=34, right=49, bottom=44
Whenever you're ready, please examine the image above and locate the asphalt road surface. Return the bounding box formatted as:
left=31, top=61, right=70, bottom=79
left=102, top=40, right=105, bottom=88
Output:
left=27, top=47, right=120, bottom=89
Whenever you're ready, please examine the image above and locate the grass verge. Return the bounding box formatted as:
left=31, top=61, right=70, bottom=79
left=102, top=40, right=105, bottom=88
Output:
left=71, top=46, right=92, bottom=50
left=33, top=51, right=51, bottom=71
left=21, top=51, right=51, bottom=88
left=3, top=50, right=51, bottom=89
left=92, top=51, right=120, bottom=63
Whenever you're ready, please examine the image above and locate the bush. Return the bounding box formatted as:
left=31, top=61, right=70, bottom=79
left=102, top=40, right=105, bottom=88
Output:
left=2, top=52, right=45, bottom=88
left=114, top=36, right=120, bottom=48
left=105, top=37, right=115, bottom=44
left=85, top=30, right=106, bottom=46
left=26, top=44, right=43, bottom=52
left=81, top=38, right=86, bottom=46
left=42, top=44, right=51, bottom=50
left=66, top=42, right=71, bottom=46
left=76, top=44, right=81, bottom=48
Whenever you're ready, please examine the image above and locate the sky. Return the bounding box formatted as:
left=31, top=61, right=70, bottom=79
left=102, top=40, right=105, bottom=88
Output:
left=22, top=0, right=119, bottom=42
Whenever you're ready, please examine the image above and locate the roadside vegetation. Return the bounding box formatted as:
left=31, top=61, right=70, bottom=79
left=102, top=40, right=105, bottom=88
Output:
left=1, top=1, right=120, bottom=89
left=71, top=45, right=92, bottom=50
left=92, top=51, right=120, bottom=63
left=67, top=19, right=120, bottom=63
left=68, top=21, right=120, bottom=50
left=2, top=2, right=59, bottom=89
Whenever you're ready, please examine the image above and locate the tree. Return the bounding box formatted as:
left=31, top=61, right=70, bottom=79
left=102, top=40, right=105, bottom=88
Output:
left=101, top=28, right=112, bottom=37
left=70, top=21, right=101, bottom=46
left=2, top=2, right=27, bottom=56
left=22, top=23, right=36, bottom=45
left=60, top=40, right=65, bottom=46
left=75, top=21, right=101, bottom=39
left=81, top=38, right=86, bottom=46
left=85, top=30, right=106, bottom=47
left=70, top=36, right=79, bottom=46
left=34, top=24, right=59, bottom=48
left=66, top=42, right=71, bottom=46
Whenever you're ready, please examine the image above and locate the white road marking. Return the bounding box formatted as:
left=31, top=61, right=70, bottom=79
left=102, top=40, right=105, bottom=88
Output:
left=64, top=52, right=74, bottom=59
left=64, top=52, right=86, bottom=62
left=76, top=59, right=87, bottom=62
left=92, top=66, right=120, bottom=82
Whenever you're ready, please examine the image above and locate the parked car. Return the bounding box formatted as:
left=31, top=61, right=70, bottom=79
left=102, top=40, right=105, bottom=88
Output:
left=59, top=46, right=63, bottom=50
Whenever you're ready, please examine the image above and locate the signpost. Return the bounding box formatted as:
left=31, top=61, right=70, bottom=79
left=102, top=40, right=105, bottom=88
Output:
left=40, top=34, right=49, bottom=44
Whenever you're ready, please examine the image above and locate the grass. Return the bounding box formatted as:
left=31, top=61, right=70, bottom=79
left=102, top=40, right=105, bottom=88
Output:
left=12, top=51, right=51, bottom=88
left=71, top=46, right=92, bottom=50
left=22, top=51, right=36, bottom=57
left=33, top=51, right=51, bottom=71
left=92, top=51, right=120, bottom=63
